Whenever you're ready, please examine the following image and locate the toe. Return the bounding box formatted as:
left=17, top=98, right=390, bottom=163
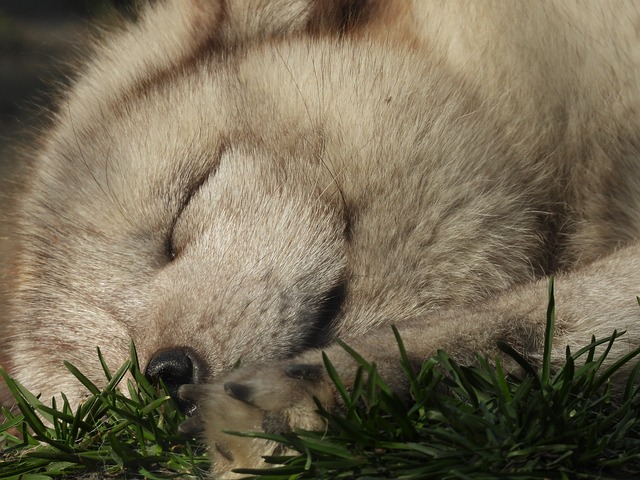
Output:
left=224, top=381, right=255, bottom=404
left=178, top=383, right=208, bottom=403
left=178, top=413, right=206, bottom=437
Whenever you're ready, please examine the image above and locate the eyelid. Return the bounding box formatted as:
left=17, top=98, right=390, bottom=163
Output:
left=166, top=171, right=210, bottom=261
left=166, top=141, right=229, bottom=261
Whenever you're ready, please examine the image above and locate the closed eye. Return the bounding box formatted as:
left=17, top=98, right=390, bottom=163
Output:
left=166, top=167, right=216, bottom=262
left=165, top=142, right=230, bottom=261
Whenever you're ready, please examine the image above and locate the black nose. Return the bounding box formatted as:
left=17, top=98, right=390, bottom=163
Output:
left=145, top=348, right=203, bottom=415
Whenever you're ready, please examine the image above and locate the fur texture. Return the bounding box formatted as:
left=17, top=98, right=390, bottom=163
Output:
left=3, top=1, right=640, bottom=477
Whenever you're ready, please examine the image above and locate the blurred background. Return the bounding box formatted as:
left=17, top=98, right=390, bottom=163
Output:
left=0, top=0, right=134, bottom=309
left=0, top=0, right=135, bottom=162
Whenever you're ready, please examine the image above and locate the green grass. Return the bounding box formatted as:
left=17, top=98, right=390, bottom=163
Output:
left=3, top=280, right=640, bottom=479
left=0, top=344, right=209, bottom=479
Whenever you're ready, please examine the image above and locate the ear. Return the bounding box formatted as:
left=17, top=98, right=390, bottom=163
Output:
left=87, top=0, right=410, bottom=72
left=220, top=0, right=410, bottom=40
left=305, top=0, right=412, bottom=36
left=64, top=0, right=223, bottom=120
left=64, top=0, right=409, bottom=120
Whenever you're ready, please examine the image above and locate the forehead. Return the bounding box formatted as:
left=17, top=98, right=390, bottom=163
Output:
left=36, top=37, right=426, bottom=225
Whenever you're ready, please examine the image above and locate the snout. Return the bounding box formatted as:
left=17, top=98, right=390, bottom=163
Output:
left=145, top=347, right=204, bottom=415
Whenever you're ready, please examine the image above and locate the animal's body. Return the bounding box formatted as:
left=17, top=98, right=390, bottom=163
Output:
left=2, top=0, right=640, bottom=476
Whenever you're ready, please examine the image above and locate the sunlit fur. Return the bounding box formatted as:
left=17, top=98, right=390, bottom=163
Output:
left=2, top=1, right=640, bottom=477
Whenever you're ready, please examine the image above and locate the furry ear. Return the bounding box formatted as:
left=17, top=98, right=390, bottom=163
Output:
left=65, top=0, right=224, bottom=122
left=220, top=0, right=374, bottom=40
left=219, top=0, right=411, bottom=40
left=64, top=0, right=409, bottom=121
left=305, top=0, right=411, bottom=36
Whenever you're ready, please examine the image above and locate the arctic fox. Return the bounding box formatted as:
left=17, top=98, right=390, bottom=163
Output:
left=2, top=0, right=640, bottom=477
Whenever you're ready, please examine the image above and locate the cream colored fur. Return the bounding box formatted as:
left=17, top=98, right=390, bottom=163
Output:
left=2, top=1, right=640, bottom=477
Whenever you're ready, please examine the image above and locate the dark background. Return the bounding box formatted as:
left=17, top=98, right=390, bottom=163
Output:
left=0, top=0, right=135, bottom=153
left=0, top=0, right=135, bottom=309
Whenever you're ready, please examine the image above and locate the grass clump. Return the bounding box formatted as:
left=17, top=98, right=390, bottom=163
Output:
left=0, top=343, right=209, bottom=479
left=2, top=279, right=640, bottom=479
left=233, top=279, right=640, bottom=479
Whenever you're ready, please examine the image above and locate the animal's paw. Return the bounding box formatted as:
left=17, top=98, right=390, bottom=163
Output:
left=178, top=358, right=343, bottom=478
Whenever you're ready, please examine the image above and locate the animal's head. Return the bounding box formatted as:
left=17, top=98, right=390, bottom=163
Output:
left=2, top=0, right=539, bottom=410
left=1, top=0, right=411, bottom=406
